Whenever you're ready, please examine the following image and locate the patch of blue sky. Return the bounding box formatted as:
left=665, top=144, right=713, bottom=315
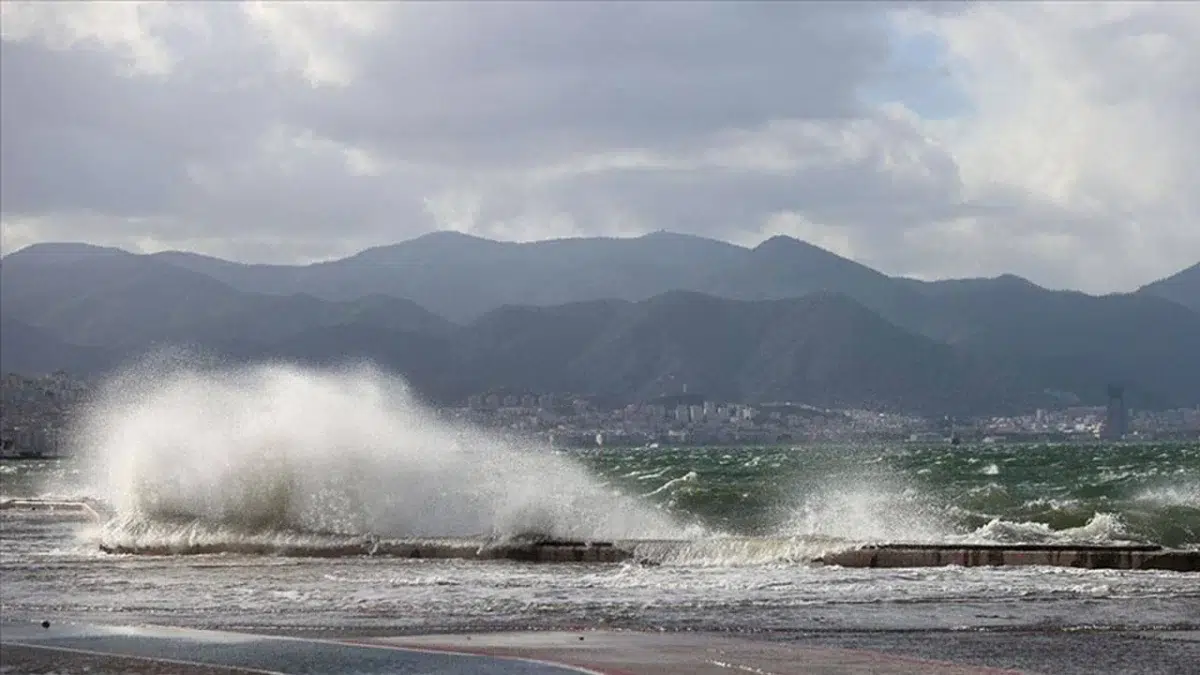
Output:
left=860, top=19, right=973, bottom=121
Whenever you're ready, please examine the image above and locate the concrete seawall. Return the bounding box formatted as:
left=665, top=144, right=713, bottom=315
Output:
left=816, top=543, right=1199, bottom=572
left=97, top=539, right=636, bottom=563
left=5, top=501, right=1196, bottom=571
left=96, top=539, right=1199, bottom=571
left=0, top=499, right=104, bottom=520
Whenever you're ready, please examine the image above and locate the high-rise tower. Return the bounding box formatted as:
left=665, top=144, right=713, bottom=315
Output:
left=1101, top=384, right=1128, bottom=440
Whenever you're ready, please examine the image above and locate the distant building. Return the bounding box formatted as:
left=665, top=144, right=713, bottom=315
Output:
left=1101, top=384, right=1128, bottom=440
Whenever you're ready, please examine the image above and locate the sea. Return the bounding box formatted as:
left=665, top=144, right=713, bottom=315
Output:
left=1, top=362, right=1198, bottom=648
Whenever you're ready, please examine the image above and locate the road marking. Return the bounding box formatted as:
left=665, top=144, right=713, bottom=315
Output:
left=4, top=624, right=616, bottom=675
left=1, top=641, right=288, bottom=674
left=330, top=637, right=618, bottom=675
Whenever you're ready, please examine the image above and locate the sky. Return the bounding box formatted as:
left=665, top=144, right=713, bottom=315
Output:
left=1, top=1, right=1197, bottom=293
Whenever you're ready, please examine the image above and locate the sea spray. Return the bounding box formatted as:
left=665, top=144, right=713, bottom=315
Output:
left=72, top=359, right=692, bottom=549
left=780, top=474, right=953, bottom=544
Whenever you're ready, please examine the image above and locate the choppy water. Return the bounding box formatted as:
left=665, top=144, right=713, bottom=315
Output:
left=1, top=362, right=1198, bottom=636
left=573, top=442, right=1200, bottom=549
left=3, top=443, right=1198, bottom=636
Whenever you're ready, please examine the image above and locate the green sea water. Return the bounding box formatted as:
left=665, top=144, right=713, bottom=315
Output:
left=3, top=442, right=1197, bottom=548
left=3, top=442, right=1198, bottom=548
left=571, top=442, right=1200, bottom=548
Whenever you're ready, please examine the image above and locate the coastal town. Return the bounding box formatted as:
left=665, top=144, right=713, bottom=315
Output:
left=3, top=371, right=1199, bottom=458
left=447, top=390, right=1200, bottom=447
left=1, top=372, right=90, bottom=457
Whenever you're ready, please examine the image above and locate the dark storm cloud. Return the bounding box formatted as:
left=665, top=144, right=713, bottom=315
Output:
left=287, top=2, right=897, bottom=168
left=1, top=1, right=906, bottom=253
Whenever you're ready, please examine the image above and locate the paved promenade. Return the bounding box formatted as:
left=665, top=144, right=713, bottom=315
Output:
left=1, top=621, right=1019, bottom=674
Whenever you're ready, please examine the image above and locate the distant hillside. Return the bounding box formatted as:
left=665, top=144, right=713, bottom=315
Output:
left=898, top=280, right=1200, bottom=410
left=0, top=247, right=1045, bottom=413
left=149, top=231, right=751, bottom=322
left=4, top=235, right=1199, bottom=411
left=700, top=235, right=908, bottom=307
left=1, top=245, right=455, bottom=349
left=1139, top=263, right=1200, bottom=313
left=0, top=315, right=117, bottom=376
left=140, top=230, right=892, bottom=322
left=477, top=291, right=1039, bottom=414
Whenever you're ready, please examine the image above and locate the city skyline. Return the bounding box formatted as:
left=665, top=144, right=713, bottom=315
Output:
left=5, top=370, right=1198, bottom=460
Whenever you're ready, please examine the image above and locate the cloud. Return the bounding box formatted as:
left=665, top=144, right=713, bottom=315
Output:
left=1, top=1, right=1196, bottom=291
left=0, top=0, right=184, bottom=75
left=890, top=2, right=1200, bottom=289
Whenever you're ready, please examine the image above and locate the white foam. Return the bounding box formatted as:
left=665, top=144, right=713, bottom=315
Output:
left=958, top=512, right=1137, bottom=545
left=630, top=536, right=854, bottom=567
left=72, top=358, right=694, bottom=548
left=779, top=479, right=952, bottom=544
left=1133, top=483, right=1200, bottom=508
left=642, top=471, right=698, bottom=497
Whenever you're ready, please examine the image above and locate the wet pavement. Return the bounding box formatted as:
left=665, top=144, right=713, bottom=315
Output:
left=3, top=620, right=1199, bottom=674
left=0, top=622, right=600, bottom=674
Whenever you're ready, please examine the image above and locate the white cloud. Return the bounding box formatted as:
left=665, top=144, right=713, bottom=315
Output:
left=895, top=2, right=1200, bottom=289
left=423, top=189, right=483, bottom=235
left=0, top=0, right=196, bottom=76
left=750, top=213, right=859, bottom=261
left=240, top=1, right=388, bottom=87
left=0, top=1, right=1196, bottom=292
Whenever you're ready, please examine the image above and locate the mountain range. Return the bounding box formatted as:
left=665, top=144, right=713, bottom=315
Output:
left=1138, top=262, right=1200, bottom=313
left=2, top=232, right=1198, bottom=414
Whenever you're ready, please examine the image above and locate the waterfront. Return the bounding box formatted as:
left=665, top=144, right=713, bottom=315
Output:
left=3, top=441, right=1198, bottom=639
left=5, top=371, right=1200, bottom=460
left=2, top=364, right=1198, bottom=673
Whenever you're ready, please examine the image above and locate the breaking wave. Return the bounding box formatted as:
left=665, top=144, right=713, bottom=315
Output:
left=781, top=480, right=951, bottom=543
left=72, top=358, right=693, bottom=551
left=957, top=512, right=1136, bottom=546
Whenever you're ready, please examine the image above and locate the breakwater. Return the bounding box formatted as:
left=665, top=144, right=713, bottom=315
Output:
left=5, top=499, right=1196, bottom=571
left=816, top=543, right=1199, bottom=572
left=97, top=535, right=1200, bottom=572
